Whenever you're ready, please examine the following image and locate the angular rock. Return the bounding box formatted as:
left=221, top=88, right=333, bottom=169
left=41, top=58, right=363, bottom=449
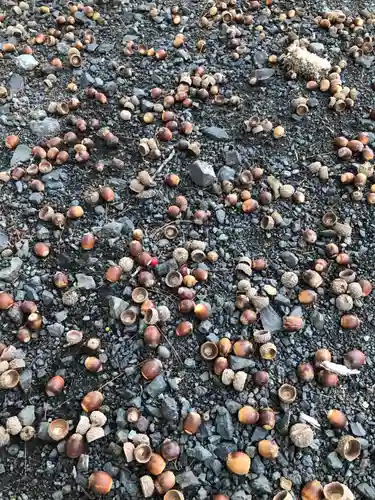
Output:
left=250, top=68, right=275, bottom=82
left=99, top=222, right=123, bottom=238
left=11, top=145, right=32, bottom=167
left=260, top=306, right=282, bottom=332
left=0, top=257, right=23, bottom=282
left=187, top=443, right=212, bottom=461
left=144, top=375, right=167, bottom=398
left=202, top=126, right=230, bottom=141
left=357, top=483, right=375, bottom=500
left=18, top=406, right=35, bottom=426
left=217, top=166, right=235, bottom=182
left=176, top=470, right=200, bottom=489
left=108, top=296, right=128, bottom=319
left=189, top=160, right=217, bottom=187
left=8, top=74, right=24, bottom=95
left=161, top=396, right=179, bottom=421
left=326, top=451, right=343, bottom=470
left=0, top=232, right=9, bottom=252
left=215, top=407, right=234, bottom=439
left=229, top=356, right=255, bottom=371
left=252, top=475, right=272, bottom=494
left=30, top=117, right=60, bottom=138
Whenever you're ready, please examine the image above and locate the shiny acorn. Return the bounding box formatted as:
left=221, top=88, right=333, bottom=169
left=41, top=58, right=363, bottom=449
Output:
left=88, top=471, right=113, bottom=495
left=226, top=451, right=251, bottom=475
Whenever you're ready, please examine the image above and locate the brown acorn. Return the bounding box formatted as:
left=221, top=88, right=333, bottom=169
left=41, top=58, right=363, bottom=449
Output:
left=105, top=265, right=122, bottom=283
left=258, top=408, right=276, bottom=430
left=176, top=321, right=193, bottom=337
left=213, top=357, right=228, bottom=375
left=297, top=362, right=315, bottom=382
left=314, top=348, right=332, bottom=364
left=327, top=409, right=347, bottom=429
left=155, top=471, right=176, bottom=494
left=146, top=453, right=166, bottom=476
left=81, top=391, right=103, bottom=412
left=183, top=411, right=201, bottom=434
left=66, top=433, right=85, bottom=458
left=88, top=471, right=113, bottom=495
left=84, top=357, right=103, bottom=373
left=233, top=340, right=253, bottom=357
left=53, top=271, right=69, bottom=288
left=66, top=206, right=84, bottom=219
left=239, top=309, right=257, bottom=325
left=252, top=371, right=269, bottom=387
left=301, top=480, right=324, bottom=500
left=141, top=358, right=162, bottom=380
left=81, top=233, right=96, bottom=250
left=161, top=439, right=180, bottom=461
left=226, top=451, right=250, bottom=475
left=194, top=303, right=210, bottom=320
left=318, top=371, right=339, bottom=387
left=344, top=349, right=365, bottom=369
left=283, top=316, right=303, bottom=331
left=238, top=406, right=259, bottom=425
left=218, top=338, right=232, bottom=356
left=340, top=315, right=360, bottom=329
left=144, top=326, right=161, bottom=348
left=45, top=375, right=65, bottom=396
left=0, top=292, right=14, bottom=311
left=34, top=242, right=50, bottom=258
left=258, top=439, right=279, bottom=459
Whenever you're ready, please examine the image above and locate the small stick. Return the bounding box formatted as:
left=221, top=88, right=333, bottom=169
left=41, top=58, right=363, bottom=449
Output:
left=157, top=326, right=183, bottom=364
left=151, top=150, right=175, bottom=180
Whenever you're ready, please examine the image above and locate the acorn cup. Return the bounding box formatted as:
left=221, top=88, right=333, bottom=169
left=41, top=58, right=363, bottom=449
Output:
left=336, top=435, right=361, bottom=461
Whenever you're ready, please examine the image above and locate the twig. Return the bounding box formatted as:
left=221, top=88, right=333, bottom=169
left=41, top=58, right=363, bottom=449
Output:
left=157, top=326, right=183, bottom=364
left=24, top=442, right=27, bottom=477
left=151, top=150, right=175, bottom=180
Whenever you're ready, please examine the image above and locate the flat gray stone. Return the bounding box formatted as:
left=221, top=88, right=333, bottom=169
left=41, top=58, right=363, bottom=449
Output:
left=144, top=375, right=167, bottom=398
left=30, top=117, right=60, bottom=138
left=189, top=160, right=217, bottom=187
left=176, top=471, right=200, bottom=489
left=75, top=273, right=96, bottom=290
left=10, top=144, right=32, bottom=167
left=8, top=74, right=24, bottom=95
left=357, top=483, right=375, bottom=500
left=15, top=55, right=38, bottom=71
left=309, top=42, right=325, bottom=55
left=215, top=407, right=234, bottom=439
left=326, top=451, right=343, bottom=470
left=202, top=126, right=230, bottom=141
left=229, top=356, right=255, bottom=371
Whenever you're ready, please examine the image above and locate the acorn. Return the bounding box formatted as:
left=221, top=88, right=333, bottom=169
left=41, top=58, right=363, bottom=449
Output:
left=100, top=186, right=115, bottom=202
left=340, top=314, right=360, bottom=329
left=66, top=206, right=84, bottom=219
left=318, top=370, right=339, bottom=387
left=146, top=453, right=166, bottom=476
left=283, top=316, right=303, bottom=331
left=258, top=439, right=279, bottom=459
left=81, top=233, right=96, bottom=250
left=53, top=271, right=69, bottom=288
left=157, top=127, right=173, bottom=142
left=88, top=471, right=113, bottom=495
left=344, top=349, right=365, bottom=369
left=194, top=303, right=210, bottom=320
left=165, top=173, right=180, bottom=187
left=336, top=253, right=351, bottom=265
left=184, top=411, right=201, bottom=434
left=5, top=135, right=20, bottom=149
left=34, top=242, right=50, bottom=258
left=314, top=348, right=332, bottom=364
left=298, top=289, right=317, bottom=305
left=0, top=292, right=14, bottom=311
left=84, top=357, right=103, bottom=373
left=176, top=321, right=193, bottom=337
left=141, top=358, right=162, bottom=380
left=297, top=362, right=315, bottom=382
left=17, top=327, right=31, bottom=343
left=238, top=406, right=259, bottom=424
left=161, top=439, right=180, bottom=461
left=226, top=451, right=250, bottom=475
left=164, top=491, right=184, bottom=500
left=45, top=375, right=65, bottom=396
left=20, top=300, right=37, bottom=314
left=359, top=279, right=372, bottom=296
left=327, top=409, right=347, bottom=429
left=301, top=480, right=324, bottom=500
left=155, top=471, right=176, bottom=494
left=66, top=433, right=85, bottom=458
left=214, top=357, right=228, bottom=375
left=258, top=408, right=276, bottom=429
left=233, top=340, right=253, bottom=357
left=27, top=312, right=42, bottom=329
left=200, top=341, right=218, bottom=360
left=239, top=309, right=257, bottom=325
left=81, top=391, right=103, bottom=412
left=105, top=265, right=122, bottom=283
left=278, top=384, right=297, bottom=403
left=252, top=371, right=269, bottom=386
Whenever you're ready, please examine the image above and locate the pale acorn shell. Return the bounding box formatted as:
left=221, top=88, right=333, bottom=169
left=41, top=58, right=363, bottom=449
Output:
left=76, top=415, right=91, bottom=435
left=221, top=368, right=235, bottom=386
left=119, top=257, right=134, bottom=273
left=173, top=247, right=189, bottom=265
left=90, top=410, right=107, bottom=427
left=86, top=426, right=105, bottom=443
left=140, top=475, right=155, bottom=498
left=281, top=271, right=298, bottom=288
left=289, top=423, right=314, bottom=448
left=6, top=416, right=22, bottom=435
left=233, top=371, right=247, bottom=392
